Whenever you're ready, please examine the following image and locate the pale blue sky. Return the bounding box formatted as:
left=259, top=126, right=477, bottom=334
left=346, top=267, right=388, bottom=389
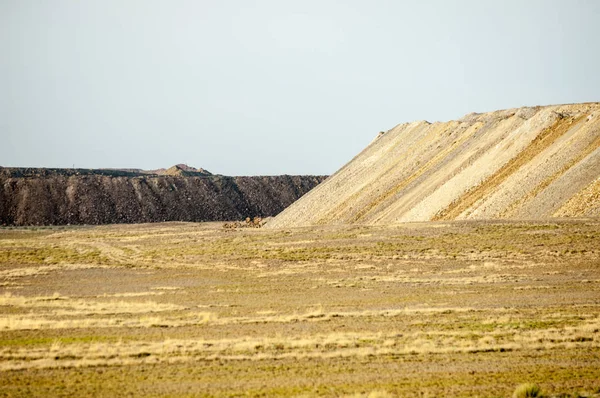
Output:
left=1, top=0, right=599, bottom=175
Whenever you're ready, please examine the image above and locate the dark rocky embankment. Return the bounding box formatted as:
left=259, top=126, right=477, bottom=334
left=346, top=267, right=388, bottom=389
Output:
left=0, top=167, right=327, bottom=226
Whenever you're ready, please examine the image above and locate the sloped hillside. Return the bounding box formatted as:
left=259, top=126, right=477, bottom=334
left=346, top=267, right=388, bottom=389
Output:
left=0, top=170, right=326, bottom=226
left=267, top=103, right=600, bottom=228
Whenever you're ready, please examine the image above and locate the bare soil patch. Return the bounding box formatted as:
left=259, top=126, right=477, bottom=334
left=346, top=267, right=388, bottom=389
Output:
left=0, top=220, right=599, bottom=396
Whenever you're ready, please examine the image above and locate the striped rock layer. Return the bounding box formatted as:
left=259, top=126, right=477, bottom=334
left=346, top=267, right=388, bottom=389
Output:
left=268, top=103, right=600, bottom=228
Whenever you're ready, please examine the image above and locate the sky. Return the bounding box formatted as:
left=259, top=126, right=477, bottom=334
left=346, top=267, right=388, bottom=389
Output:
left=1, top=1, right=599, bottom=176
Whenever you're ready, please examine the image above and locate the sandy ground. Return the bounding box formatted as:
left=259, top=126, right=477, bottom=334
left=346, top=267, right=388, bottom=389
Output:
left=0, top=220, right=599, bottom=397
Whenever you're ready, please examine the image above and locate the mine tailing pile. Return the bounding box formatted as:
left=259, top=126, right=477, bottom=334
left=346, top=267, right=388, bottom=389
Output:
left=268, top=103, right=600, bottom=228
left=0, top=166, right=326, bottom=226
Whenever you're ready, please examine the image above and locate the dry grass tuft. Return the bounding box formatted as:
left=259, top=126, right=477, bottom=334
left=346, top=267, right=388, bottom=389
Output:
left=513, top=383, right=542, bottom=398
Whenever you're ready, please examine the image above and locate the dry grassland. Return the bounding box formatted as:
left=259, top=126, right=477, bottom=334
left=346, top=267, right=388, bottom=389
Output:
left=0, top=220, right=599, bottom=397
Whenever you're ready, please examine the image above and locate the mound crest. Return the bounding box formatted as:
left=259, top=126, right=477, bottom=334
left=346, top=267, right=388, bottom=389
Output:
left=268, top=103, right=600, bottom=228
left=161, top=164, right=212, bottom=177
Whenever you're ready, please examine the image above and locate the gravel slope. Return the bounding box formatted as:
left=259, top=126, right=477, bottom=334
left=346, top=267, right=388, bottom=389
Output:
left=0, top=174, right=326, bottom=226
left=267, top=103, right=600, bottom=228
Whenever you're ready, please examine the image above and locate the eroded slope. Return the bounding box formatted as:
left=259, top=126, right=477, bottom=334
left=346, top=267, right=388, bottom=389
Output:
left=0, top=173, right=326, bottom=226
left=268, top=103, right=600, bottom=228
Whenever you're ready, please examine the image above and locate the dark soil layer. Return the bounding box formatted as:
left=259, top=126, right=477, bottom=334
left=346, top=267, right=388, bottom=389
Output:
left=0, top=168, right=326, bottom=225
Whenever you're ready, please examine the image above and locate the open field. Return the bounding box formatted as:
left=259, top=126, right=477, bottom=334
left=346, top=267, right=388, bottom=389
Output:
left=0, top=219, right=599, bottom=397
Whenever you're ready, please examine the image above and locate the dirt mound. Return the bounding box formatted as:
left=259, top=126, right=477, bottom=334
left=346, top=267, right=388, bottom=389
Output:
left=0, top=164, right=212, bottom=178
left=0, top=171, right=326, bottom=226
left=161, top=164, right=212, bottom=177
left=267, top=103, right=600, bottom=228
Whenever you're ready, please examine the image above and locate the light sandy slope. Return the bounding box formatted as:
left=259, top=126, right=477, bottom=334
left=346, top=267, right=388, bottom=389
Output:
left=267, top=103, right=600, bottom=228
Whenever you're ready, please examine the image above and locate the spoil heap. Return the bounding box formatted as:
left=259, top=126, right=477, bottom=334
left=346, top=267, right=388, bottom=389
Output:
left=0, top=166, right=326, bottom=226
left=268, top=103, right=600, bottom=228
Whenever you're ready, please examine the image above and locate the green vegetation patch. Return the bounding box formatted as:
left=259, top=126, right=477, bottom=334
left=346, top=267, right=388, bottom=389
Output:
left=0, top=246, right=108, bottom=265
